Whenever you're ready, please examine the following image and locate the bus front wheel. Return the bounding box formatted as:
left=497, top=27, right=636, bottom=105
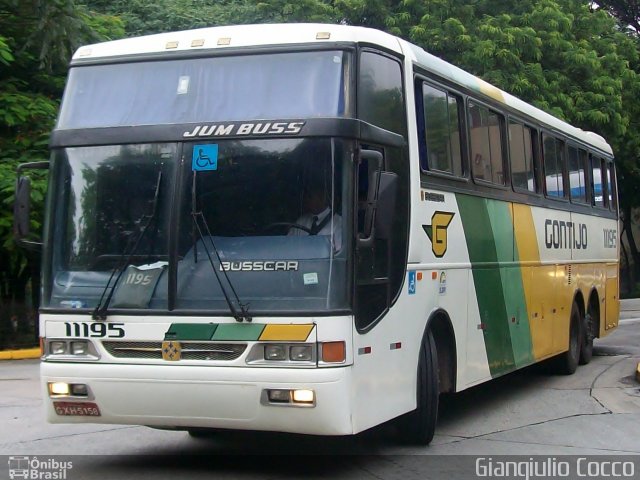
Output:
left=401, top=329, right=439, bottom=445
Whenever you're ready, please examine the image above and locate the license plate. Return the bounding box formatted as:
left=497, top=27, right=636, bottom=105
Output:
left=53, top=401, right=101, bottom=417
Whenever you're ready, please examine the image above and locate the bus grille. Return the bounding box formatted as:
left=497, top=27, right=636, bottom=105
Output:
left=102, top=341, right=247, bottom=361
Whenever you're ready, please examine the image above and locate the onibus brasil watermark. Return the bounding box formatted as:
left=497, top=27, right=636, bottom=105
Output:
left=8, top=456, right=72, bottom=480
left=476, top=457, right=635, bottom=479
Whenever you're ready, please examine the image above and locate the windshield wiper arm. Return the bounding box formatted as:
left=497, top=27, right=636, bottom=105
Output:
left=191, top=211, right=252, bottom=323
left=92, top=169, right=164, bottom=320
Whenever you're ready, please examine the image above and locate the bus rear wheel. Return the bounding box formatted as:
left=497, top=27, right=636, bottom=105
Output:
left=400, top=329, right=439, bottom=445
left=579, top=307, right=595, bottom=365
left=555, top=302, right=581, bottom=375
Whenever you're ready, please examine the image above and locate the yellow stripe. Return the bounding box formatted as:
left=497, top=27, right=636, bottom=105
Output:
left=259, top=324, right=314, bottom=341
left=512, top=203, right=539, bottom=264
left=512, top=204, right=551, bottom=360
left=477, top=78, right=505, bottom=103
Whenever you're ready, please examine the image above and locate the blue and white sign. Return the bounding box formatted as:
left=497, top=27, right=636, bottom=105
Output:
left=408, top=271, right=416, bottom=295
left=192, top=144, right=219, bottom=171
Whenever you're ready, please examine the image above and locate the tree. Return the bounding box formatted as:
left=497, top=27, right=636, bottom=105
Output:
left=85, top=0, right=337, bottom=36
left=590, top=0, right=640, bottom=282
left=0, top=0, right=123, bottom=347
left=595, top=0, right=640, bottom=34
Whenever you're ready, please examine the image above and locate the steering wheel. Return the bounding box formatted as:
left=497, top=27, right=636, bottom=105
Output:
left=263, top=222, right=314, bottom=235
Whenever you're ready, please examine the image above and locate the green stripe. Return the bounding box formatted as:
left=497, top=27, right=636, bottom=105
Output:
left=211, top=323, right=265, bottom=341
left=487, top=200, right=534, bottom=368
left=457, top=194, right=515, bottom=376
left=165, top=323, right=218, bottom=341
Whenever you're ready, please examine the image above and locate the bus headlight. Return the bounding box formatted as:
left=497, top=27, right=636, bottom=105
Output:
left=71, top=341, right=88, bottom=355
left=48, top=382, right=91, bottom=398
left=262, top=388, right=316, bottom=407
left=292, top=389, right=315, bottom=404
left=246, top=343, right=316, bottom=365
left=264, top=344, right=287, bottom=361
left=50, top=341, right=67, bottom=355
left=290, top=345, right=312, bottom=361
left=48, top=382, right=70, bottom=396
left=45, top=339, right=100, bottom=361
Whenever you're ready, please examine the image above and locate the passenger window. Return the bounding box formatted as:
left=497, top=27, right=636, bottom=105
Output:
left=591, top=156, right=605, bottom=207
left=469, top=102, right=505, bottom=185
left=509, top=120, right=536, bottom=192
left=420, top=83, right=463, bottom=176
left=608, top=163, right=617, bottom=211
left=568, top=146, right=587, bottom=203
left=358, top=51, right=406, bottom=135
left=542, top=134, right=565, bottom=198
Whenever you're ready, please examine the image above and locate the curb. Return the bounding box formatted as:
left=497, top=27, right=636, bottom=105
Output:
left=0, top=348, right=40, bottom=361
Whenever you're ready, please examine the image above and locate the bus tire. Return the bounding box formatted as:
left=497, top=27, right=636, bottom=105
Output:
left=401, top=329, right=439, bottom=445
left=556, top=302, right=581, bottom=375
left=579, top=310, right=594, bottom=365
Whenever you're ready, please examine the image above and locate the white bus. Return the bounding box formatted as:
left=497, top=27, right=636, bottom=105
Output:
left=19, top=23, right=618, bottom=445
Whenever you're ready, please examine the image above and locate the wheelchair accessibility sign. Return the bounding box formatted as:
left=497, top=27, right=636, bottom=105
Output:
left=192, top=144, right=219, bottom=171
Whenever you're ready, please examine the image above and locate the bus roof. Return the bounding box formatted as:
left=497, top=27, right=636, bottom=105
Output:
left=401, top=40, right=613, bottom=156
left=72, top=23, right=402, bottom=60
left=73, top=23, right=613, bottom=157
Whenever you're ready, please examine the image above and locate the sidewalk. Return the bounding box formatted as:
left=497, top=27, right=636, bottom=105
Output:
left=620, top=297, right=640, bottom=320
left=2, top=299, right=640, bottom=361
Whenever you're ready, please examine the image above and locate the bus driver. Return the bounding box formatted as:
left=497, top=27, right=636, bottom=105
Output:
left=288, top=181, right=342, bottom=251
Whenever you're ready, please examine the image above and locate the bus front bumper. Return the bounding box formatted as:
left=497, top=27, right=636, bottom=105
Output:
left=41, top=362, right=354, bottom=436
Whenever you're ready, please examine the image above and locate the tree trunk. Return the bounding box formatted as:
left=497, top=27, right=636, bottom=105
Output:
left=622, top=204, right=640, bottom=280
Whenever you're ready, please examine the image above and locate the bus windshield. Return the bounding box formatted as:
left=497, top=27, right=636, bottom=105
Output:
left=45, top=138, right=351, bottom=314
left=57, top=50, right=348, bottom=129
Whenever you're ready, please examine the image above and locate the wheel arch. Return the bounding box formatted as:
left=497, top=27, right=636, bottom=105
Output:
left=424, top=308, right=457, bottom=393
left=573, top=288, right=586, bottom=319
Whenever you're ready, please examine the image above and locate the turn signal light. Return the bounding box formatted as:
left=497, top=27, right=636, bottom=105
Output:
left=321, top=341, right=346, bottom=363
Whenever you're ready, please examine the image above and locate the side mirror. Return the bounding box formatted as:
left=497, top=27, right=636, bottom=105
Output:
left=358, top=149, right=383, bottom=247
left=13, top=161, right=49, bottom=251
left=14, top=176, right=31, bottom=238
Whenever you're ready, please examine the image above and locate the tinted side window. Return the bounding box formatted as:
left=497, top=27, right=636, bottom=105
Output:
left=608, top=163, right=617, bottom=211
left=420, top=83, right=463, bottom=176
left=469, top=102, right=505, bottom=185
left=509, top=120, right=536, bottom=192
left=358, top=51, right=406, bottom=135
left=568, top=146, right=587, bottom=203
left=543, top=134, right=565, bottom=198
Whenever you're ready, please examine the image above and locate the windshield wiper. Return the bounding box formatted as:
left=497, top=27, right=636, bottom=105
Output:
left=190, top=173, right=251, bottom=322
left=92, top=169, right=163, bottom=320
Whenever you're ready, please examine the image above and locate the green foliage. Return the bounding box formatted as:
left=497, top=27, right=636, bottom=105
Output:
left=85, top=0, right=337, bottom=35
left=596, top=0, right=640, bottom=35
left=0, top=0, right=123, bottom=345
left=0, top=35, right=14, bottom=65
